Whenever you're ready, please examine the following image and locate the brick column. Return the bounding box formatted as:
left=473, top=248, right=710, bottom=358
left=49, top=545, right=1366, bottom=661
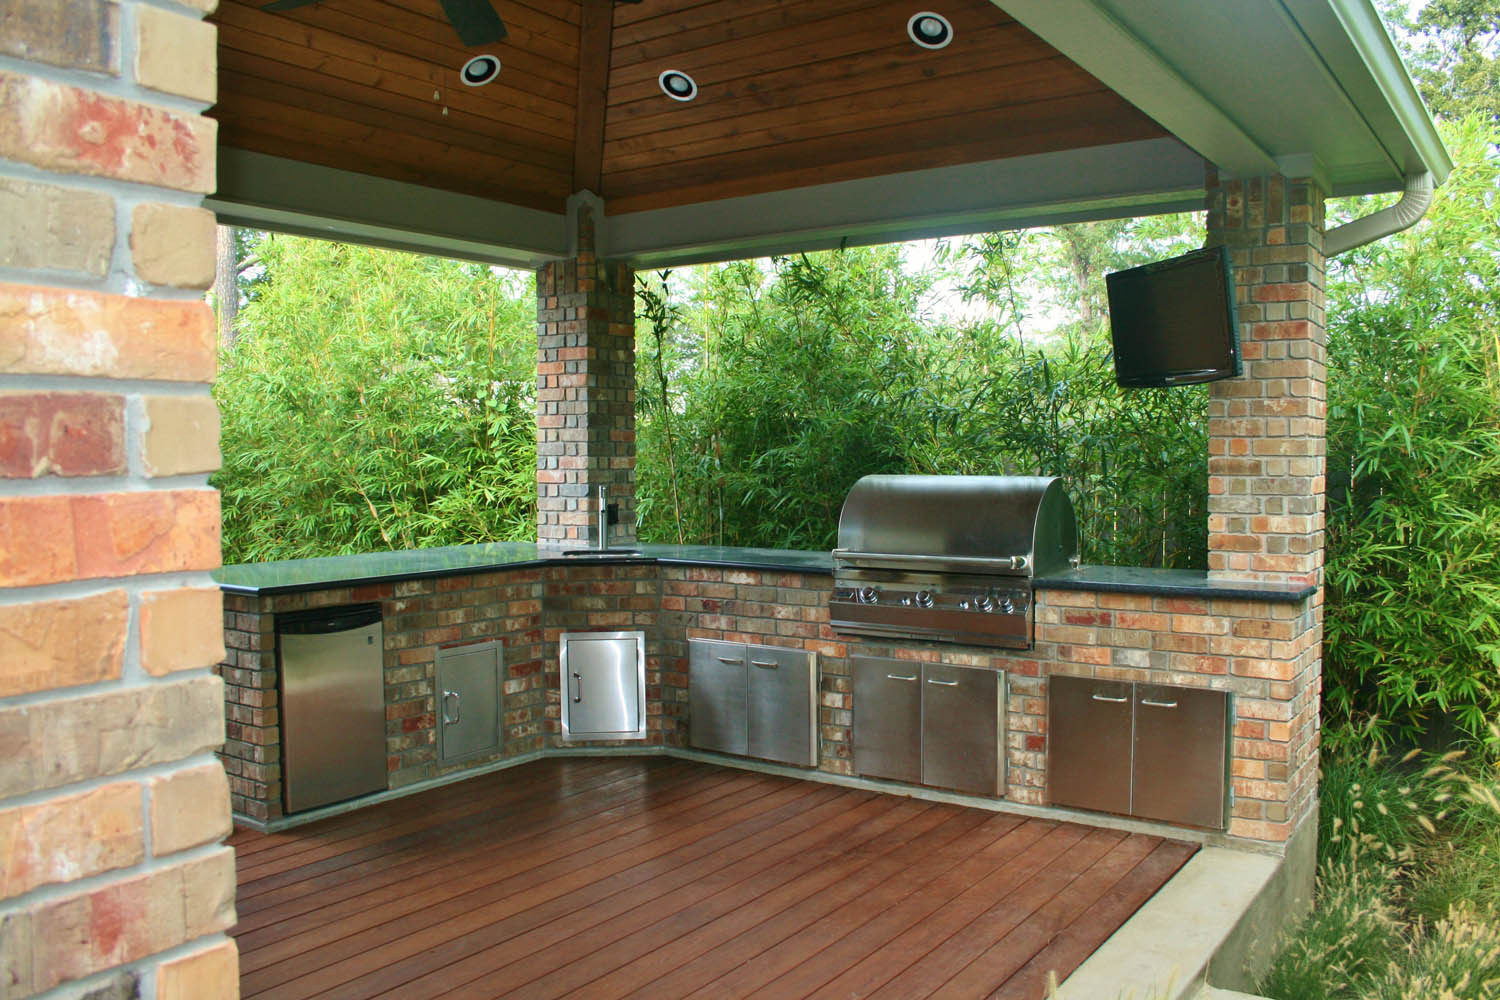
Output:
left=535, top=207, right=637, bottom=547
left=0, top=2, right=238, bottom=998
left=1204, top=171, right=1327, bottom=843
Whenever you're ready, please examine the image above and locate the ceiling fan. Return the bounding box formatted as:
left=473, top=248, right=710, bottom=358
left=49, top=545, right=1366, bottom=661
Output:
left=261, top=0, right=508, bottom=47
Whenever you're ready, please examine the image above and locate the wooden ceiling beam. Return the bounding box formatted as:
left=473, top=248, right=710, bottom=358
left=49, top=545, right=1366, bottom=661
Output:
left=572, top=0, right=613, bottom=195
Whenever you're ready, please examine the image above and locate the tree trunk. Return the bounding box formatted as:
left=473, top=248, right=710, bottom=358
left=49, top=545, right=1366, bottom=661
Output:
left=215, top=224, right=239, bottom=348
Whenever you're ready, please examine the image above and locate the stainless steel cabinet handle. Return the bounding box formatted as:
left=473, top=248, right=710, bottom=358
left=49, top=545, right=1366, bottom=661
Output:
left=750, top=660, right=778, bottom=669
left=718, top=656, right=744, bottom=665
left=887, top=673, right=919, bottom=682
left=927, top=678, right=960, bottom=687
left=442, top=690, right=460, bottom=724
left=1140, top=698, right=1179, bottom=709
left=1091, top=693, right=1129, bottom=703
left=571, top=671, right=582, bottom=704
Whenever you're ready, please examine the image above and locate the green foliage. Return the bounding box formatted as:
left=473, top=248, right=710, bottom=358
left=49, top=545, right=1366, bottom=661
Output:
left=1321, top=116, right=1500, bottom=748
left=1390, top=0, right=1500, bottom=123
left=213, top=235, right=538, bottom=563
left=635, top=250, right=928, bottom=550
left=634, top=236, right=1209, bottom=568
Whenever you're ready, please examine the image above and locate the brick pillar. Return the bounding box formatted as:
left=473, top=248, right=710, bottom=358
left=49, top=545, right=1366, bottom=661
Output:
left=1204, top=171, right=1327, bottom=843
left=535, top=207, right=637, bottom=547
left=0, top=2, right=239, bottom=997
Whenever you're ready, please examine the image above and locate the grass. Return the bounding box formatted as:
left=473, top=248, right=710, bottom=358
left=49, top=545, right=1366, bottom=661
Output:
left=1257, top=724, right=1500, bottom=1000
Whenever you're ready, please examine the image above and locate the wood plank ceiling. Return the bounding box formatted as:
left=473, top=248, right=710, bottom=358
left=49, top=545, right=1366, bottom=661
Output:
left=209, top=0, right=1167, bottom=217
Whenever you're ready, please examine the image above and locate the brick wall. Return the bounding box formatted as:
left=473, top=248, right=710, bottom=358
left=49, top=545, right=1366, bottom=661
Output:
left=218, top=571, right=549, bottom=818
left=662, top=567, right=1313, bottom=846
left=541, top=562, right=664, bottom=743
left=220, top=560, right=1314, bottom=850
left=1203, top=171, right=1327, bottom=842
left=0, top=1, right=238, bottom=997
left=535, top=207, right=637, bottom=547
left=218, top=562, right=669, bottom=820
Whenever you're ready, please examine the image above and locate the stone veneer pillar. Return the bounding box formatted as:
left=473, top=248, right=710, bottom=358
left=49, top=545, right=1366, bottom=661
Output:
left=535, top=208, right=637, bottom=547
left=0, top=2, right=238, bottom=997
left=1204, top=170, right=1328, bottom=841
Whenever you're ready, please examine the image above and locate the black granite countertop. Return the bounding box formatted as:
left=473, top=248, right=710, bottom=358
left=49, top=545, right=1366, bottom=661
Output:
left=216, top=544, right=1315, bottom=603
left=1036, top=565, right=1316, bottom=603
left=213, top=542, right=833, bottom=595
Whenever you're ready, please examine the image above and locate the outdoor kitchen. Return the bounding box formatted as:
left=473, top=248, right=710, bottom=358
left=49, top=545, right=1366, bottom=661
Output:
left=216, top=471, right=1315, bottom=847
left=1, top=0, right=1459, bottom=997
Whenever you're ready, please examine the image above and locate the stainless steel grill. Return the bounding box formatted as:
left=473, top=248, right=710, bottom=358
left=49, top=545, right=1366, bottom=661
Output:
left=830, top=475, right=1079, bottom=649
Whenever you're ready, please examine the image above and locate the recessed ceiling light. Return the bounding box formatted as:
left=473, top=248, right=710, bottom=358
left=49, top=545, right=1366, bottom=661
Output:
left=461, top=54, right=501, bottom=87
left=907, top=12, right=953, bottom=49
left=659, top=69, right=698, bottom=102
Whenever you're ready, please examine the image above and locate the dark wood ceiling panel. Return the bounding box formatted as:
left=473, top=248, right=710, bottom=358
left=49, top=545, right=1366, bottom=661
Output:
left=599, top=0, right=1166, bottom=214
left=212, top=0, right=1168, bottom=223
left=606, top=22, right=1055, bottom=139
left=605, top=58, right=1105, bottom=171
left=604, top=92, right=1167, bottom=214
left=217, top=111, right=569, bottom=209
left=211, top=0, right=581, bottom=213
left=610, top=0, right=899, bottom=66
left=214, top=10, right=576, bottom=143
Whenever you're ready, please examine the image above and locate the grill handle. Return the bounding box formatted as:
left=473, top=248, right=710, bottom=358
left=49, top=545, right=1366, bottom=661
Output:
left=832, top=549, right=1030, bottom=573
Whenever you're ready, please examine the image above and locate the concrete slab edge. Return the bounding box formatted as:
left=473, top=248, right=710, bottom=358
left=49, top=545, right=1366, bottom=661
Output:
left=1053, top=846, right=1281, bottom=1000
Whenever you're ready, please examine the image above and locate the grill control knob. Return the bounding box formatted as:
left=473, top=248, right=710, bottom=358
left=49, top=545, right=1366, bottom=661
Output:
left=858, top=586, right=881, bottom=605
left=1000, top=597, right=1015, bottom=614
left=975, top=594, right=993, bottom=612
left=914, top=590, right=935, bottom=609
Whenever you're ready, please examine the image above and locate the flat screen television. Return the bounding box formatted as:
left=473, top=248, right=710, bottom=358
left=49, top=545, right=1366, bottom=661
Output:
left=1105, top=245, right=1241, bottom=388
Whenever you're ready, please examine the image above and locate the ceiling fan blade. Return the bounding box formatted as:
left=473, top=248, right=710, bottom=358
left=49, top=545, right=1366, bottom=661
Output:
left=260, top=0, right=323, bottom=10
left=439, top=0, right=507, bottom=46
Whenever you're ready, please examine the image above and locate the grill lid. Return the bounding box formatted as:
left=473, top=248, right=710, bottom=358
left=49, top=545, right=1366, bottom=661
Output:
left=834, top=475, right=1079, bottom=577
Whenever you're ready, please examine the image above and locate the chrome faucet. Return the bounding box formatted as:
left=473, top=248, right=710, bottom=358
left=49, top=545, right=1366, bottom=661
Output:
left=597, top=484, right=609, bottom=551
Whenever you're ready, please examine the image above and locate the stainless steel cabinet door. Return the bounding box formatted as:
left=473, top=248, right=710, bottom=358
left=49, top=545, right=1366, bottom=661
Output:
left=561, top=631, right=646, bottom=740
left=1132, top=684, right=1228, bottom=829
left=852, top=656, right=921, bottom=784
left=921, top=664, right=1001, bottom=795
left=746, top=645, right=817, bottom=767
left=688, top=639, right=748, bottom=755
left=437, top=642, right=502, bottom=762
left=1048, top=675, right=1133, bottom=815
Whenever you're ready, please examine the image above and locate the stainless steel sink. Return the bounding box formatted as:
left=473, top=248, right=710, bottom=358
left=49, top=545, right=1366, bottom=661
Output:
left=560, top=548, right=644, bottom=558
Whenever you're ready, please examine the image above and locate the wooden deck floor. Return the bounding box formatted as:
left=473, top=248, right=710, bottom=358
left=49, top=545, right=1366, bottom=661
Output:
left=229, top=756, right=1196, bottom=1000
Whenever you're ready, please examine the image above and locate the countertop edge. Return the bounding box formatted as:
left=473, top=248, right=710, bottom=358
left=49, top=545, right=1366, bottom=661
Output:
left=216, top=550, right=1314, bottom=604
left=1036, top=569, right=1316, bottom=603
left=216, top=551, right=834, bottom=596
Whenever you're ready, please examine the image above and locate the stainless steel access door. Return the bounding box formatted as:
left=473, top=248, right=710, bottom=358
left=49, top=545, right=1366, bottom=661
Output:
left=560, top=631, right=646, bottom=741
left=689, top=639, right=749, bottom=755
left=1048, top=675, right=1134, bottom=816
left=746, top=645, right=817, bottom=767
left=1132, top=683, right=1229, bottom=829
left=437, top=641, right=502, bottom=763
left=920, top=663, right=1002, bottom=796
left=852, top=656, right=922, bottom=784
left=278, top=605, right=387, bottom=814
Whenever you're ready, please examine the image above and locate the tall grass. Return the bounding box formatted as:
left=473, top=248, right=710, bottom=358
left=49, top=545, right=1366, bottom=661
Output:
left=1259, top=725, right=1500, bottom=999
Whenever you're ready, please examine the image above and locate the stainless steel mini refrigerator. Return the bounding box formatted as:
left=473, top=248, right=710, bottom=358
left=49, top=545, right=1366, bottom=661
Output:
left=277, top=604, right=387, bottom=813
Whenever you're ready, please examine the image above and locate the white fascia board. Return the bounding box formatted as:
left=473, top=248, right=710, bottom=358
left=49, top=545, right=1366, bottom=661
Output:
left=1285, top=0, right=1452, bottom=184
left=208, top=149, right=569, bottom=268
left=991, top=0, right=1279, bottom=178
left=604, top=138, right=1205, bottom=268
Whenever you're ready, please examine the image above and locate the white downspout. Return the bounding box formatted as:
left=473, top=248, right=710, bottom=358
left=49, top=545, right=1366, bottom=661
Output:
left=1323, top=171, right=1435, bottom=257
